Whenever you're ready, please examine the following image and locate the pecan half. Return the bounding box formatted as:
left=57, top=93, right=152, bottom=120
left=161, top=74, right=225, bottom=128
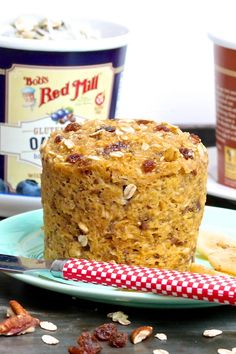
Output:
left=0, top=300, right=39, bottom=336
left=9, top=300, right=29, bottom=316
left=130, top=326, right=153, bottom=344
left=0, top=314, right=39, bottom=336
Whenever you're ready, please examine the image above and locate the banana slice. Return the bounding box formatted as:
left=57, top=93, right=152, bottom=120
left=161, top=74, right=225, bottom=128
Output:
left=189, top=263, right=224, bottom=276
left=207, top=248, right=236, bottom=276
left=197, top=231, right=236, bottom=259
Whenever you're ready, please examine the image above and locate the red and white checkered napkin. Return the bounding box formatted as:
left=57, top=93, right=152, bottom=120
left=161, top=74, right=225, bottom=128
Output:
left=62, top=258, right=236, bottom=305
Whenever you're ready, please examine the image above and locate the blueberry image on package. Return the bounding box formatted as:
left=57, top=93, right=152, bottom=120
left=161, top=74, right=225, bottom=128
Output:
left=57, top=109, right=66, bottom=118
left=16, top=179, right=41, bottom=197
left=50, top=107, right=75, bottom=124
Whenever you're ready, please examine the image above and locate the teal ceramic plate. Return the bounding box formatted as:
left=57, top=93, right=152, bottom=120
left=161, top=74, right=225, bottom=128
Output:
left=0, top=206, right=235, bottom=308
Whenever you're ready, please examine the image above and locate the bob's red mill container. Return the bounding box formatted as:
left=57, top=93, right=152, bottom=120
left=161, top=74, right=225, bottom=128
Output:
left=0, top=15, right=128, bottom=198
left=209, top=30, right=236, bottom=189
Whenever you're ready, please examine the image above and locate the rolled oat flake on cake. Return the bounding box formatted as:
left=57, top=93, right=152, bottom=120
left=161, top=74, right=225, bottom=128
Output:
left=41, top=119, right=208, bottom=271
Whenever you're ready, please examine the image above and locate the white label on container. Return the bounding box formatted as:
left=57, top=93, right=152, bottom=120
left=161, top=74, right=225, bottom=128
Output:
left=0, top=116, right=61, bottom=167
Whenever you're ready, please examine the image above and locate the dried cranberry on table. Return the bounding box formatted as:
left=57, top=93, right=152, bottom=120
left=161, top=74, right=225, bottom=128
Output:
left=68, top=346, right=101, bottom=354
left=93, top=323, right=117, bottom=341
left=109, top=331, right=128, bottom=348
left=68, top=331, right=102, bottom=354
left=77, top=331, right=101, bottom=349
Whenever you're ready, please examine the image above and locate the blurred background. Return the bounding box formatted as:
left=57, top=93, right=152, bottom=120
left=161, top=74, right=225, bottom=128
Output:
left=0, top=0, right=234, bottom=127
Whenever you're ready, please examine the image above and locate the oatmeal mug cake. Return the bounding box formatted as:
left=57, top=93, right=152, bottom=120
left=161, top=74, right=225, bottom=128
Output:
left=40, top=119, right=208, bottom=271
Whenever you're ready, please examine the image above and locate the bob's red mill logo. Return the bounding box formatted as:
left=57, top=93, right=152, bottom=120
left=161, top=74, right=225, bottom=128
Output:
left=23, top=74, right=99, bottom=106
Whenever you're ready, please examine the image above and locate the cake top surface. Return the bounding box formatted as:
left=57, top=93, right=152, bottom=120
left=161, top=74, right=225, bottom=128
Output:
left=40, top=119, right=208, bottom=175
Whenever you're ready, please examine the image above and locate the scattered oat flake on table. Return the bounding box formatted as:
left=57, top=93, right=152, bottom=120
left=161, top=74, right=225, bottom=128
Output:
left=203, top=329, right=223, bottom=337
left=42, top=334, right=59, bottom=345
left=40, top=321, right=57, bottom=331
left=217, top=349, right=233, bottom=354
left=153, top=349, right=169, bottom=354
left=155, top=333, right=167, bottom=341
